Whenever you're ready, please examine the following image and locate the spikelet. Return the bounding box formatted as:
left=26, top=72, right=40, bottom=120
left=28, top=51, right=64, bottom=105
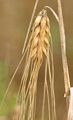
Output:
left=30, top=9, right=51, bottom=63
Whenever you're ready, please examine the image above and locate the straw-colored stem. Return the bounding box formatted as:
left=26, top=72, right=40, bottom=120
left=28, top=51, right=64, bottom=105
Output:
left=44, top=6, right=59, bottom=23
left=22, top=0, right=39, bottom=54
left=47, top=47, right=56, bottom=120
left=41, top=60, right=50, bottom=120
left=57, top=0, right=70, bottom=97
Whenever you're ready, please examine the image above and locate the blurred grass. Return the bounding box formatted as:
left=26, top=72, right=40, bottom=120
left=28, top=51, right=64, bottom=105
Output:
left=0, top=61, right=9, bottom=98
left=0, top=61, right=16, bottom=115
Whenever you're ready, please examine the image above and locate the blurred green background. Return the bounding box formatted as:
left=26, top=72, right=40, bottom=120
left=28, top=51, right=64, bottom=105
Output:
left=0, top=0, right=73, bottom=120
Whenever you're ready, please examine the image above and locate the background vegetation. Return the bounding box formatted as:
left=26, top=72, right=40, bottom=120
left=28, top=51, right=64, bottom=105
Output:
left=0, top=0, right=73, bottom=120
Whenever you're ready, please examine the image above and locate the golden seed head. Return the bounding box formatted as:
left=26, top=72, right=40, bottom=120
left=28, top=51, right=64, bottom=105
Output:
left=30, top=9, right=51, bottom=62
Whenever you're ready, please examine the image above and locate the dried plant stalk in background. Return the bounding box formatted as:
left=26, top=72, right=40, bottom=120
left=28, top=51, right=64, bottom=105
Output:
left=57, top=0, right=72, bottom=120
left=15, top=9, right=56, bottom=120
left=57, top=0, right=70, bottom=98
